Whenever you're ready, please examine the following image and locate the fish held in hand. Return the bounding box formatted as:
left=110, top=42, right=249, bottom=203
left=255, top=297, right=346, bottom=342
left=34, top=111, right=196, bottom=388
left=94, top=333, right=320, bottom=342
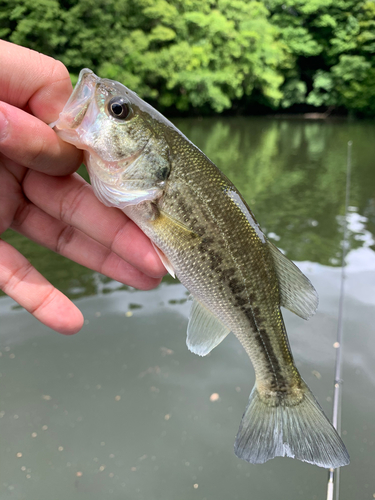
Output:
left=51, top=69, right=350, bottom=468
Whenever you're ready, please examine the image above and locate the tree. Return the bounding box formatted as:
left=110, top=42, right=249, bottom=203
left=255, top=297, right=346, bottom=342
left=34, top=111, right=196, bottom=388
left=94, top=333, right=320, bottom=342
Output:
left=267, top=0, right=375, bottom=115
left=0, top=0, right=287, bottom=112
left=1, top=0, right=374, bottom=115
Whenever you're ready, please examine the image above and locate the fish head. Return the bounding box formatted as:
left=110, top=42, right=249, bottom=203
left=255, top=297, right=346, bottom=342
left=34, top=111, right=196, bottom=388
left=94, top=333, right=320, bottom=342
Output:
left=51, top=69, right=172, bottom=208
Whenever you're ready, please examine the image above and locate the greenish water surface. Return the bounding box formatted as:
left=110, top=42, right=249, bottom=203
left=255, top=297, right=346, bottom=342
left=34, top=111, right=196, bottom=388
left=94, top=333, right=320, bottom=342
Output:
left=1, top=117, right=375, bottom=500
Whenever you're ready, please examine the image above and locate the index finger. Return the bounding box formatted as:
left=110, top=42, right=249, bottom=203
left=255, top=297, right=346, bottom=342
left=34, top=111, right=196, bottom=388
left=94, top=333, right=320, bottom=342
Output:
left=0, top=40, right=73, bottom=123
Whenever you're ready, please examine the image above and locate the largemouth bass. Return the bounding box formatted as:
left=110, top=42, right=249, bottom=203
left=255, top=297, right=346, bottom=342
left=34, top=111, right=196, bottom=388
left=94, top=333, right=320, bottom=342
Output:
left=51, top=69, right=349, bottom=468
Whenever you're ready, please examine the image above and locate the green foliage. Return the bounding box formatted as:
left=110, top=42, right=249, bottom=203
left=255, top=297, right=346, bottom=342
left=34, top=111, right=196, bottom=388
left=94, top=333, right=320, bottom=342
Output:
left=267, top=0, right=375, bottom=115
left=0, top=0, right=65, bottom=52
left=307, top=55, right=375, bottom=114
left=0, top=0, right=287, bottom=112
left=1, top=0, right=375, bottom=115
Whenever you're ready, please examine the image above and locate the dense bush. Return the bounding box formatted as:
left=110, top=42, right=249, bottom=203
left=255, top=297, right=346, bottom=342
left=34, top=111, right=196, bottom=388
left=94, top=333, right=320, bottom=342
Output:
left=268, top=0, right=375, bottom=115
left=1, top=0, right=374, bottom=115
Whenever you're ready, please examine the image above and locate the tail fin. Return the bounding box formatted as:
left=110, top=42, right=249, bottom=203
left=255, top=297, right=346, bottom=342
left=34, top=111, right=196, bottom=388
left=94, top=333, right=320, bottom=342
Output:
left=234, top=382, right=350, bottom=468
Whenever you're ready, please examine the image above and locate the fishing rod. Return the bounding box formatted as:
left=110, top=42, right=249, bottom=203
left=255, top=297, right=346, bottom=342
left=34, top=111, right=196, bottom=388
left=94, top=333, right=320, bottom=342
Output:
left=326, top=141, right=352, bottom=500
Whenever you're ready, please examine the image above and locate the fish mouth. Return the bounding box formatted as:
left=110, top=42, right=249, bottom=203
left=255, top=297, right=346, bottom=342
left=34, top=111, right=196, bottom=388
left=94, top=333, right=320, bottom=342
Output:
left=49, top=69, right=99, bottom=134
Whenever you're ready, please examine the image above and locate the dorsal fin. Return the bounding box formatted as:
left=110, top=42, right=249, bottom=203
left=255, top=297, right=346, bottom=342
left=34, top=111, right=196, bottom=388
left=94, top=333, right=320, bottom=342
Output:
left=187, top=298, right=231, bottom=356
left=267, top=240, right=318, bottom=319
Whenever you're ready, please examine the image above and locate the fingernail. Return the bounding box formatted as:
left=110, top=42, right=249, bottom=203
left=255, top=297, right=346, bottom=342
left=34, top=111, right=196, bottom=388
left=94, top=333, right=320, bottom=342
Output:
left=0, top=109, right=9, bottom=141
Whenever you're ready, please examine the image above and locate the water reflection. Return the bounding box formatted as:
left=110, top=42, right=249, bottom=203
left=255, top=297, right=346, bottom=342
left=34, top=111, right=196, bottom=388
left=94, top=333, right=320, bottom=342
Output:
left=2, top=117, right=375, bottom=300
left=176, top=117, right=375, bottom=266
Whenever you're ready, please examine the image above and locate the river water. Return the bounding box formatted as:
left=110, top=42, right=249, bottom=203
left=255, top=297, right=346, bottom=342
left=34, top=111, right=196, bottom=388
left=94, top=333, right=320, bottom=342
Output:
left=1, top=117, right=374, bottom=500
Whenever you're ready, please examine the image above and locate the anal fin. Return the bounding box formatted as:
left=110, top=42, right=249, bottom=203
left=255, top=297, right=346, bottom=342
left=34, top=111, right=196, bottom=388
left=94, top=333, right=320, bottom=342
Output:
left=187, top=298, right=230, bottom=356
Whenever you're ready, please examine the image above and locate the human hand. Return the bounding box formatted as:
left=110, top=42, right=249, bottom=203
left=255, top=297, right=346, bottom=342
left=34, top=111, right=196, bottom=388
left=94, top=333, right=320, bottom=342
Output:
left=0, top=41, right=166, bottom=335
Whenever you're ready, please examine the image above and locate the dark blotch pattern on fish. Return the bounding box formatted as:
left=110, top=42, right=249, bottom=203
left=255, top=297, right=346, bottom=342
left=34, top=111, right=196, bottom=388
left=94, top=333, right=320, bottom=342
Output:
left=156, top=166, right=170, bottom=180
left=189, top=228, right=288, bottom=392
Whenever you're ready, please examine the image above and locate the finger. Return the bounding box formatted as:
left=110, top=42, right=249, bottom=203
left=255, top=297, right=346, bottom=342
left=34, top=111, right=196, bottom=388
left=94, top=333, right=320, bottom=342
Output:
left=0, top=101, right=83, bottom=175
left=0, top=239, right=83, bottom=334
left=0, top=41, right=72, bottom=123
left=10, top=199, right=162, bottom=291
left=23, top=170, right=167, bottom=278
left=0, top=158, right=25, bottom=234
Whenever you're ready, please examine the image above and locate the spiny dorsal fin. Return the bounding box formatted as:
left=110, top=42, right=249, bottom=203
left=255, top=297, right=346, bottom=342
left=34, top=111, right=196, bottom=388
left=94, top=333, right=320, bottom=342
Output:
left=267, top=240, right=318, bottom=320
left=187, top=298, right=231, bottom=356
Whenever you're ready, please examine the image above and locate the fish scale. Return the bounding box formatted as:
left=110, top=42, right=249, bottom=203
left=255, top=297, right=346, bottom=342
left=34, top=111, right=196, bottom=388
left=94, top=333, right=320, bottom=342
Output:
left=51, top=68, right=350, bottom=468
left=156, top=138, right=293, bottom=386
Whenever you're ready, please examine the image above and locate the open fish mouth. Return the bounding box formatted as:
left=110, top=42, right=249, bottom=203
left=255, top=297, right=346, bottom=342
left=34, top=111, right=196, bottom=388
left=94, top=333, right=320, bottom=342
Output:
left=50, top=69, right=98, bottom=131
left=50, top=68, right=152, bottom=165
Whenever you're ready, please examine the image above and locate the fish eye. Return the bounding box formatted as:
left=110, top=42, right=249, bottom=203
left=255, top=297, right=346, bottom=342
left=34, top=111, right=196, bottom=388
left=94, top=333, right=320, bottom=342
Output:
left=107, top=97, right=130, bottom=120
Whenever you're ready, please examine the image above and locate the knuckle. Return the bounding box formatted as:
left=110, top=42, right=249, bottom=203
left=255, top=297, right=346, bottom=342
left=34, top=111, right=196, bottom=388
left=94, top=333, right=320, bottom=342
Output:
left=29, top=287, right=55, bottom=316
left=0, top=258, right=34, bottom=294
left=55, top=224, right=76, bottom=255
left=109, top=224, right=126, bottom=253
left=99, top=249, right=113, bottom=276
left=50, top=59, right=70, bottom=83
left=24, top=135, right=49, bottom=168
left=59, top=182, right=89, bottom=224
left=39, top=54, right=70, bottom=88
left=11, top=201, right=32, bottom=230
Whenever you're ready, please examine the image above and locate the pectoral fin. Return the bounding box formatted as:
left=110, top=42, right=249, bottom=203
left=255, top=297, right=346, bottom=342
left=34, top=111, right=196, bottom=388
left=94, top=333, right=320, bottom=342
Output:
left=187, top=298, right=231, bottom=356
left=267, top=240, right=318, bottom=319
left=155, top=210, right=199, bottom=238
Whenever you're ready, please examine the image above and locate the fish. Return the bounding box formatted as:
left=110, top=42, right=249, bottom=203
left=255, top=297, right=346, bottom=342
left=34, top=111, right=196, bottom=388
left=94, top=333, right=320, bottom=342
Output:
left=51, top=69, right=350, bottom=468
